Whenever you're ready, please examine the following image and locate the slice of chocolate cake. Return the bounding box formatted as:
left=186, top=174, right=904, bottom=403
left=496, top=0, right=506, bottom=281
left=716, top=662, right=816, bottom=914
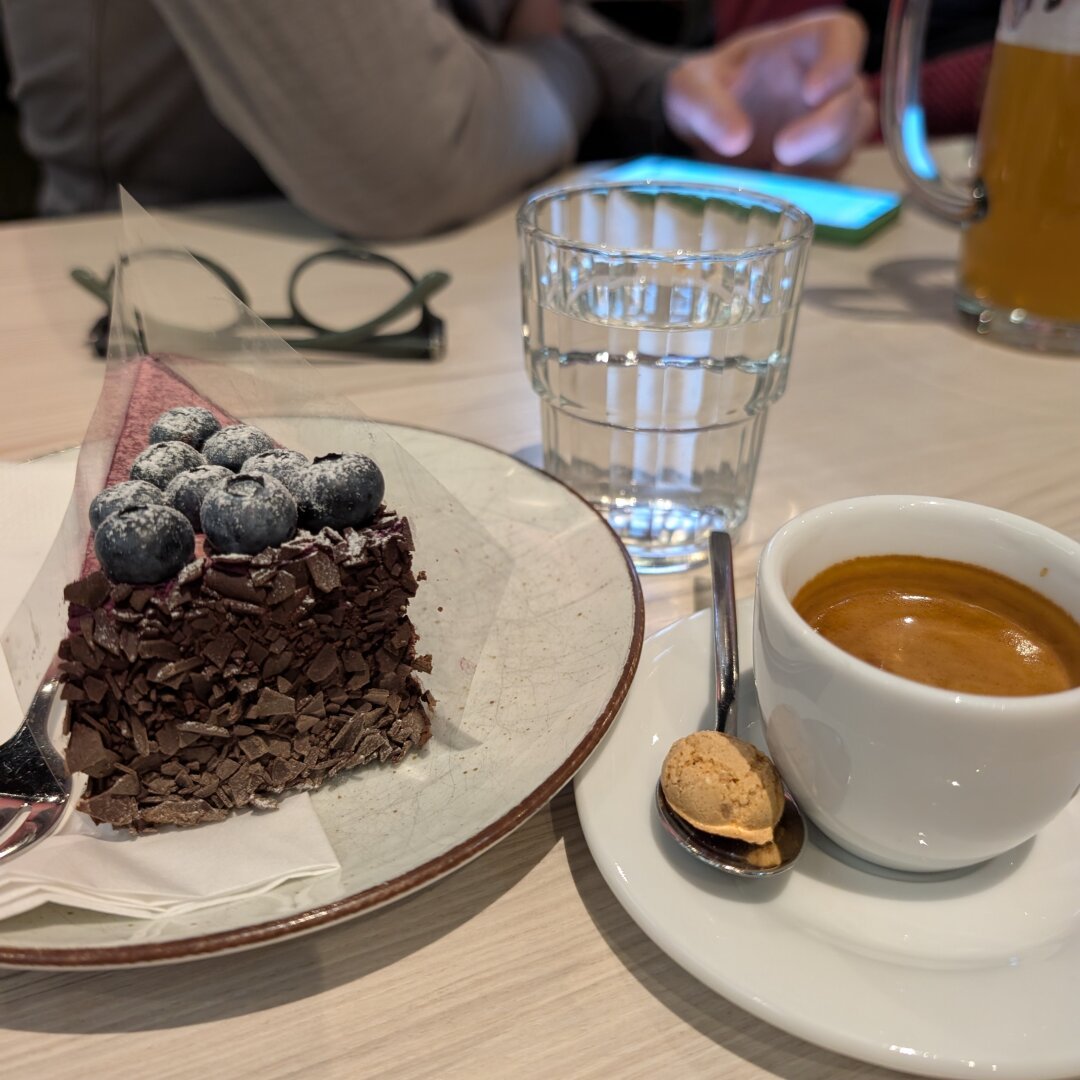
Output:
left=58, top=359, right=433, bottom=832
left=60, top=519, right=432, bottom=831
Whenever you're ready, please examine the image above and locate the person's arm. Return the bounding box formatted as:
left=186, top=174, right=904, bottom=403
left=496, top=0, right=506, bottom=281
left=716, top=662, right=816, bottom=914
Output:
left=151, top=0, right=600, bottom=238
left=563, top=3, right=684, bottom=155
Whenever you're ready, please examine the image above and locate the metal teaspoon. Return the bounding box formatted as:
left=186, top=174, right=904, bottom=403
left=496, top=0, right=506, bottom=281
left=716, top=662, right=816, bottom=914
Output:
left=655, top=531, right=805, bottom=877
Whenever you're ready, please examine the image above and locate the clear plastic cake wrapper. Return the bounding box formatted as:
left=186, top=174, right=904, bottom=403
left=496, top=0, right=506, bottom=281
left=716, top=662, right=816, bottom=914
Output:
left=0, top=192, right=512, bottom=918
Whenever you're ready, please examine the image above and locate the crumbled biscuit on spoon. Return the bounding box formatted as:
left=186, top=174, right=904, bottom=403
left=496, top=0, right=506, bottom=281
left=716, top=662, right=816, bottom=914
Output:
left=661, top=730, right=785, bottom=845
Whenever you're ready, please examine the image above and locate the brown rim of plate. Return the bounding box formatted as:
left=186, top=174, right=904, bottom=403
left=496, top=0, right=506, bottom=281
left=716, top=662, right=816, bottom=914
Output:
left=0, top=421, right=645, bottom=968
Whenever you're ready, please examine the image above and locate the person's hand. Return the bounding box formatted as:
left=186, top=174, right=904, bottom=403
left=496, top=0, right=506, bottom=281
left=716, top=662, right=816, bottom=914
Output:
left=663, top=9, right=875, bottom=175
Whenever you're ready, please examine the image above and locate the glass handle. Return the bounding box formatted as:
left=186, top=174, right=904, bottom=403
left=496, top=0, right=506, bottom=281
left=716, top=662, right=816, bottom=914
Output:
left=881, top=0, right=985, bottom=223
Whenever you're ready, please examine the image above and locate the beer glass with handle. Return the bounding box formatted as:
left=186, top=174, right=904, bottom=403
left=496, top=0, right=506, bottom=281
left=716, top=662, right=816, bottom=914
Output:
left=882, top=0, right=1080, bottom=353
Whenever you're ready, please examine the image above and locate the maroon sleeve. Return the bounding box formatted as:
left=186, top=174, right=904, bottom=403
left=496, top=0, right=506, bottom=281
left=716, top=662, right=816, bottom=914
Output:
left=867, top=43, right=992, bottom=138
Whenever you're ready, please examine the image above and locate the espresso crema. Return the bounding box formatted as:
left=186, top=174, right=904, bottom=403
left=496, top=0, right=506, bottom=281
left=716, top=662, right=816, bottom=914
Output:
left=792, top=554, right=1080, bottom=696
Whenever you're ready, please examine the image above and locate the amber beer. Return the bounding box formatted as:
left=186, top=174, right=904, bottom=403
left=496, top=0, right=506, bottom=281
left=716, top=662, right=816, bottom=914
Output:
left=959, top=11, right=1080, bottom=324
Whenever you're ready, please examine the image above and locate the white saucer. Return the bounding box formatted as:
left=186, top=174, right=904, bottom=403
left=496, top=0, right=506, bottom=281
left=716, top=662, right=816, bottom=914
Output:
left=575, top=599, right=1080, bottom=1080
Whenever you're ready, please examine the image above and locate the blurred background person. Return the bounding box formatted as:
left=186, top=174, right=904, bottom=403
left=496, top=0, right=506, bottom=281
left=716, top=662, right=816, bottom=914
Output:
left=1, top=0, right=875, bottom=235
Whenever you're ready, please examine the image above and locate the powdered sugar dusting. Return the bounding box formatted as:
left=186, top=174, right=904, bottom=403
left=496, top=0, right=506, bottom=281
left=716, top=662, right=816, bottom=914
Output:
left=300, top=452, right=385, bottom=531
left=89, top=479, right=164, bottom=531
left=148, top=406, right=221, bottom=449
left=94, top=504, right=195, bottom=583
left=130, top=441, right=206, bottom=489
left=203, top=425, right=275, bottom=471
left=242, top=448, right=309, bottom=494
left=164, top=464, right=233, bottom=530
left=101, top=504, right=189, bottom=546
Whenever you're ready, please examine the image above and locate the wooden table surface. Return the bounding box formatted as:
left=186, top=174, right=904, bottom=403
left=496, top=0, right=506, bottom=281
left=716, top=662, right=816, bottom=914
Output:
left=1, top=143, right=1079, bottom=1079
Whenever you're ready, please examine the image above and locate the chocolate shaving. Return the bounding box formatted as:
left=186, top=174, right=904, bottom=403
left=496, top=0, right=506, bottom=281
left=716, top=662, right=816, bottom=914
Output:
left=137, top=640, right=182, bottom=661
left=239, top=734, right=270, bottom=760
left=204, top=632, right=237, bottom=669
left=305, top=551, right=342, bottom=593
left=67, top=724, right=119, bottom=777
left=68, top=636, right=99, bottom=669
left=103, top=772, right=141, bottom=797
left=92, top=618, right=123, bottom=656
left=147, top=657, right=203, bottom=684
left=129, top=589, right=153, bottom=612
left=142, top=800, right=228, bottom=827
left=156, top=725, right=181, bottom=756
left=342, top=650, right=369, bottom=677
left=82, top=676, right=109, bottom=705
left=249, top=687, right=295, bottom=718
left=262, top=650, right=293, bottom=680
left=176, top=721, right=231, bottom=738
left=64, top=572, right=110, bottom=610
left=308, top=644, right=340, bottom=683
left=84, top=793, right=137, bottom=828
left=302, top=691, right=326, bottom=717
left=177, top=560, right=205, bottom=587
left=267, top=571, right=297, bottom=605
left=205, top=568, right=264, bottom=604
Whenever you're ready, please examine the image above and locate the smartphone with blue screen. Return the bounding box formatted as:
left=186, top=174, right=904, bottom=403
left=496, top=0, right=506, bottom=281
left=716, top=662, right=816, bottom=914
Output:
left=601, top=156, right=901, bottom=244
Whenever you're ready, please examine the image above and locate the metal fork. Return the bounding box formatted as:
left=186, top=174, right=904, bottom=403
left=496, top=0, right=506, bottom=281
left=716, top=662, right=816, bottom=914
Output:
left=0, top=679, right=71, bottom=862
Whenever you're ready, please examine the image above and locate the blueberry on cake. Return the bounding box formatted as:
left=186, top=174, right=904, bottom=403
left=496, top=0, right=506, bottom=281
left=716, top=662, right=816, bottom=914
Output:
left=59, top=410, right=433, bottom=831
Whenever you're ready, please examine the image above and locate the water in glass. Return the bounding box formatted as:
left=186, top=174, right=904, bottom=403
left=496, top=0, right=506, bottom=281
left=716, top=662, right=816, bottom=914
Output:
left=527, top=282, right=796, bottom=572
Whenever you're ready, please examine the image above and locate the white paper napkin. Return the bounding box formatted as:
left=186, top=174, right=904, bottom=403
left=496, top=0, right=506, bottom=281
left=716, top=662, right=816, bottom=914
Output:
left=0, top=459, right=340, bottom=922
left=0, top=791, right=340, bottom=921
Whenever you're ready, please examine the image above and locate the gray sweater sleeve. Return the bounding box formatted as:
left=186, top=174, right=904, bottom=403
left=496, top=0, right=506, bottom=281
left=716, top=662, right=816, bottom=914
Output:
left=563, top=4, right=683, bottom=154
left=151, top=0, right=601, bottom=238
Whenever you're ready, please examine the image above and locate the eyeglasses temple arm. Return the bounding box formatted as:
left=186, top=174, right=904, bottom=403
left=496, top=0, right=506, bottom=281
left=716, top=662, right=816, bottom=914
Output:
left=70, top=268, right=114, bottom=305
left=351, top=270, right=449, bottom=337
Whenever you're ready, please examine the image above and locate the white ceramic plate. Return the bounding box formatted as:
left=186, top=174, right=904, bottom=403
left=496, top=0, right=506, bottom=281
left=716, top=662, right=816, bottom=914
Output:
left=575, top=599, right=1080, bottom=1080
left=0, top=423, right=642, bottom=967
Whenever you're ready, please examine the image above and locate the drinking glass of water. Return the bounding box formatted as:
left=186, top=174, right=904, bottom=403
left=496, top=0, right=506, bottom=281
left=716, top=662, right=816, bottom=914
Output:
left=517, top=180, right=813, bottom=574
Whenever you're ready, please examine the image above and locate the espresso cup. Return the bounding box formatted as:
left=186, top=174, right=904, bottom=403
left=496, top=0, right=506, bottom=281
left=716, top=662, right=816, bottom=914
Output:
left=753, top=495, right=1080, bottom=873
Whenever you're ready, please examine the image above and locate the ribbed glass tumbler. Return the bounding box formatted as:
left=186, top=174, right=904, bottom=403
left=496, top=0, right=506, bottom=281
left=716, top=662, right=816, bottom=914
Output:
left=517, top=180, right=813, bottom=574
